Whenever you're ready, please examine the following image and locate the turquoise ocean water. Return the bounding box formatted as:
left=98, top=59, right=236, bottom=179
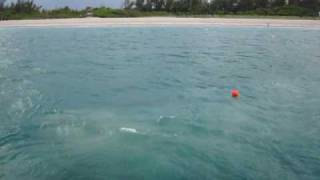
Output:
left=0, top=27, right=320, bottom=179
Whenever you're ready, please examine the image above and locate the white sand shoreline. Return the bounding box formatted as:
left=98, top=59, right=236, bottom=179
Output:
left=0, top=17, right=320, bottom=29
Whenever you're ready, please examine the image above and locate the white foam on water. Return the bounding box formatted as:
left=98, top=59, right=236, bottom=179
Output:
left=119, top=127, right=137, bottom=134
left=157, top=115, right=176, bottom=123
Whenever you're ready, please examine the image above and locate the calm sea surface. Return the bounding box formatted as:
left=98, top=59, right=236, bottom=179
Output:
left=0, top=27, right=320, bottom=180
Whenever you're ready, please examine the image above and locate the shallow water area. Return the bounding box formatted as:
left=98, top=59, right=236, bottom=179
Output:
left=0, top=26, right=320, bottom=180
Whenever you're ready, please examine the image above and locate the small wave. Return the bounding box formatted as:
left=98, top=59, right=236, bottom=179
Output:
left=119, top=127, right=137, bottom=134
left=157, top=115, right=176, bottom=123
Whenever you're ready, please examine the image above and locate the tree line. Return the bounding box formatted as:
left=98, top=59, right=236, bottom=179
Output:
left=0, top=0, right=40, bottom=13
left=125, top=0, right=320, bottom=16
left=0, top=0, right=86, bottom=20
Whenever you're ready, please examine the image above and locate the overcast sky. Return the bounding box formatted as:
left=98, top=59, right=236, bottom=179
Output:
left=6, top=0, right=123, bottom=9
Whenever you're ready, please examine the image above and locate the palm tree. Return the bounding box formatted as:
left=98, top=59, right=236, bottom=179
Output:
left=12, top=0, right=41, bottom=13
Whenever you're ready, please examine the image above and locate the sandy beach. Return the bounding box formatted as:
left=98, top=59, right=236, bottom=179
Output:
left=0, top=17, right=320, bottom=28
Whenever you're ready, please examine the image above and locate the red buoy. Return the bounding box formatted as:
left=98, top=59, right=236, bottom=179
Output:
left=231, top=89, right=240, bottom=98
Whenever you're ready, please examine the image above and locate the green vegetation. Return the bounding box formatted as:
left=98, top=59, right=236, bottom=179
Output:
left=92, top=7, right=172, bottom=17
left=126, top=0, right=319, bottom=17
left=216, top=5, right=317, bottom=16
left=0, top=1, right=86, bottom=20
left=0, top=0, right=319, bottom=20
left=43, top=7, right=85, bottom=19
